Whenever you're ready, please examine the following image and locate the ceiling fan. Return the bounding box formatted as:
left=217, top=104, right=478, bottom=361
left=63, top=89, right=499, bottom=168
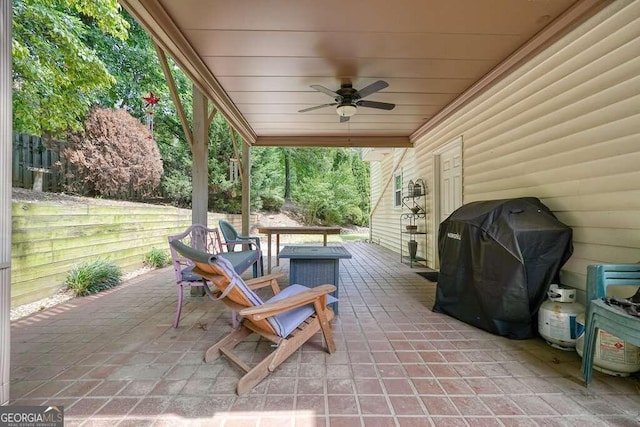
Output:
left=298, top=80, right=395, bottom=122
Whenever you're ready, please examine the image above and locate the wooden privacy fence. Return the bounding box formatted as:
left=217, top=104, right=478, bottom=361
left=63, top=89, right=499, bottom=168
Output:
left=13, top=133, right=160, bottom=200
left=12, top=133, right=66, bottom=192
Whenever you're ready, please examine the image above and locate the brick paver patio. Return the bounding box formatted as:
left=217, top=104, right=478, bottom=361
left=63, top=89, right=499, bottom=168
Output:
left=9, top=242, right=640, bottom=426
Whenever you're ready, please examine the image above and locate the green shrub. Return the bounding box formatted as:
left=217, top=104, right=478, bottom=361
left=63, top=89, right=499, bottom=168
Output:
left=260, top=194, right=284, bottom=212
left=65, top=258, right=122, bottom=297
left=144, top=247, right=170, bottom=268
left=344, top=206, right=366, bottom=226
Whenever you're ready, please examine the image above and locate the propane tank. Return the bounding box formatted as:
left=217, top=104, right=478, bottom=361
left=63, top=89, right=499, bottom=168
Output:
left=538, top=284, right=585, bottom=351
left=576, top=313, right=640, bottom=376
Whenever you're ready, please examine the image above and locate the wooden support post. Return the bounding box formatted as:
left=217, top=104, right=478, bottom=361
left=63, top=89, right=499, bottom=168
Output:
left=191, top=85, right=209, bottom=296
left=192, top=84, right=209, bottom=228
left=241, top=137, right=251, bottom=235
left=1, top=0, right=12, bottom=406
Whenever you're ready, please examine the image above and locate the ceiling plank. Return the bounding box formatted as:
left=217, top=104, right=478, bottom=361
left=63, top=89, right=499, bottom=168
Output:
left=123, top=0, right=602, bottom=147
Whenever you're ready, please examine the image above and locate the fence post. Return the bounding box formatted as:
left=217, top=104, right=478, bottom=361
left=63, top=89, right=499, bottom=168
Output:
left=11, top=133, right=19, bottom=187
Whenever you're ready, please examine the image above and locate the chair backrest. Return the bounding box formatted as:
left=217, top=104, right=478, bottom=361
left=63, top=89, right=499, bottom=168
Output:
left=219, top=220, right=239, bottom=241
left=586, top=264, right=640, bottom=302
left=169, top=239, right=281, bottom=336
left=168, top=224, right=223, bottom=283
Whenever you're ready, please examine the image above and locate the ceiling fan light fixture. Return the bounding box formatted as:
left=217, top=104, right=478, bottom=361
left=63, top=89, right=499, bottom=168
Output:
left=336, top=104, right=357, bottom=117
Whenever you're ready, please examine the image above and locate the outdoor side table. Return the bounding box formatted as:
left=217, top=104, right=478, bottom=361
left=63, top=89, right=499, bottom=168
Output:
left=278, top=245, right=352, bottom=315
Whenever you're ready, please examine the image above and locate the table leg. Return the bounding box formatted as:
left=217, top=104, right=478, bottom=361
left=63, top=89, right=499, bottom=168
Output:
left=276, top=234, right=280, bottom=266
left=266, top=233, right=272, bottom=274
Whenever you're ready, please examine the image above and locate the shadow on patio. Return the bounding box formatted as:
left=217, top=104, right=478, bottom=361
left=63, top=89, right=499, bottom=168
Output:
left=9, top=242, right=640, bottom=426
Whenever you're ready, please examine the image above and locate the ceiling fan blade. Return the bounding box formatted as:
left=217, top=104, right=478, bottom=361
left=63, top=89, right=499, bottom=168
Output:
left=357, top=100, right=395, bottom=110
left=310, top=85, right=339, bottom=98
left=355, top=80, right=389, bottom=99
left=298, top=103, right=337, bottom=113
left=340, top=115, right=350, bottom=123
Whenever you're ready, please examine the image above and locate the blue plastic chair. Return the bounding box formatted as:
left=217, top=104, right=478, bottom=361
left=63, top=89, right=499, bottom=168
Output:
left=218, top=219, right=264, bottom=277
left=581, top=264, right=640, bottom=385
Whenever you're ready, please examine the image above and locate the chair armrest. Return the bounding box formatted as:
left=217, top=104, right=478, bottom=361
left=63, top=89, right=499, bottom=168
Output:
left=233, top=235, right=262, bottom=249
left=223, top=239, right=259, bottom=250
left=238, top=235, right=261, bottom=243
left=238, top=234, right=260, bottom=240
left=245, top=272, right=284, bottom=286
left=245, top=273, right=284, bottom=294
left=239, top=284, right=336, bottom=320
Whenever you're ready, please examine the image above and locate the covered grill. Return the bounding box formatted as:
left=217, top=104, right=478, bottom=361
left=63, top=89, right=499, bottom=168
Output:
left=433, top=197, right=573, bottom=339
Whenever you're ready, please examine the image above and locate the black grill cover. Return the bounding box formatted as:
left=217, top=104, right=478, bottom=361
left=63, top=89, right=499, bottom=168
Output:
left=433, top=197, right=573, bottom=339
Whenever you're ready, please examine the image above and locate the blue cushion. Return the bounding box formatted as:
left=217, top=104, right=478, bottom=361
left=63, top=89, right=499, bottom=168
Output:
left=211, top=256, right=264, bottom=306
left=210, top=255, right=337, bottom=338
left=265, top=284, right=338, bottom=337
left=180, top=266, right=203, bottom=282
left=217, top=250, right=259, bottom=274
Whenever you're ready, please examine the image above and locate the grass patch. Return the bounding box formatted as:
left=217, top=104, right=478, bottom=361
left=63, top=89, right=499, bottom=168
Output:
left=66, top=258, right=122, bottom=297
left=338, top=234, right=368, bottom=242
left=143, top=247, right=170, bottom=268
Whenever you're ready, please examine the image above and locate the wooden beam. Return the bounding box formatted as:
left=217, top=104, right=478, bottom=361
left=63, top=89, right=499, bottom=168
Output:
left=255, top=136, right=412, bottom=148
left=154, top=43, right=193, bottom=148
left=207, top=106, right=217, bottom=128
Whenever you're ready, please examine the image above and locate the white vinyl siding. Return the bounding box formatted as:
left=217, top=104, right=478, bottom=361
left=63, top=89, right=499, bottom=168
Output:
left=370, top=0, right=640, bottom=297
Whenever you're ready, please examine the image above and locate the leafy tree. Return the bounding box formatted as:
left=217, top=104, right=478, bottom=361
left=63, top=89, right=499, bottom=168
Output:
left=251, top=147, right=285, bottom=211
left=87, top=10, right=166, bottom=113
left=83, top=9, right=196, bottom=205
left=290, top=148, right=370, bottom=226
left=12, top=0, right=129, bottom=136
left=11, top=2, right=371, bottom=226
left=60, top=107, right=163, bottom=198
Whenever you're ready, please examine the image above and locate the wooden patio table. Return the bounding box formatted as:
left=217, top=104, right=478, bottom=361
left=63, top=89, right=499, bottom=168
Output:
left=257, top=226, right=342, bottom=273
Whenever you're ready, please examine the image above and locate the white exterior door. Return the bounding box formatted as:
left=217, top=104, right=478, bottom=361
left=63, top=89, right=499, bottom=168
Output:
left=434, top=138, right=462, bottom=267
left=438, top=141, right=462, bottom=222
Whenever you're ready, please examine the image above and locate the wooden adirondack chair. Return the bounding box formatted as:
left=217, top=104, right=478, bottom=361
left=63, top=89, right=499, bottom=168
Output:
left=169, top=239, right=337, bottom=395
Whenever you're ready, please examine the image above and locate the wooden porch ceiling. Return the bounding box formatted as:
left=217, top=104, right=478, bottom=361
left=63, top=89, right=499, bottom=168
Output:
left=120, top=0, right=607, bottom=148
